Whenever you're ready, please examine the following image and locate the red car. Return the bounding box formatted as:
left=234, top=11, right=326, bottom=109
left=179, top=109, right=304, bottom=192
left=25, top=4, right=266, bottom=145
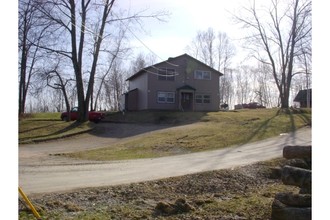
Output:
left=61, top=107, right=105, bottom=123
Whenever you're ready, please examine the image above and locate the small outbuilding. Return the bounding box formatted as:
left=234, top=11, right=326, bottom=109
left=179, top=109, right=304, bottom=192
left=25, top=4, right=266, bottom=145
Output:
left=293, top=89, right=312, bottom=108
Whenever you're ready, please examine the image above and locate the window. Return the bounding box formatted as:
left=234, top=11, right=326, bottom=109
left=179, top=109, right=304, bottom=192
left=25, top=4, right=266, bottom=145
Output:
left=158, top=68, right=175, bottom=81
left=203, top=95, right=211, bottom=103
left=195, top=95, right=203, bottom=104
left=157, top=92, right=175, bottom=103
left=195, top=94, right=211, bottom=104
left=194, top=70, right=211, bottom=80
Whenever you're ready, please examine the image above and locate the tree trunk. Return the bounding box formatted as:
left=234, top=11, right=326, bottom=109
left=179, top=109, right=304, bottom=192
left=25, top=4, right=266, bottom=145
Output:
left=94, top=78, right=105, bottom=111
left=68, top=0, right=87, bottom=122
left=61, top=86, right=71, bottom=121
left=19, top=47, right=27, bottom=115
left=19, top=0, right=30, bottom=115
left=90, top=86, right=94, bottom=111
left=85, top=1, right=113, bottom=116
left=280, top=94, right=289, bottom=109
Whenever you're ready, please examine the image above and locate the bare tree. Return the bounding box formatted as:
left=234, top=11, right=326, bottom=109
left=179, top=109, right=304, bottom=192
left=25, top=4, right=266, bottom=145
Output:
left=234, top=65, right=252, bottom=105
left=129, top=52, right=157, bottom=74
left=234, top=0, right=312, bottom=108
left=186, top=28, right=236, bottom=108
left=216, top=32, right=236, bottom=74
left=250, top=63, right=277, bottom=107
left=44, top=63, right=74, bottom=120
left=110, top=61, right=125, bottom=111
left=216, top=32, right=236, bottom=106
left=99, top=61, right=127, bottom=111
left=186, top=28, right=216, bottom=68
left=91, top=21, right=131, bottom=111
left=18, top=0, right=48, bottom=115
left=32, top=0, right=168, bottom=121
left=186, top=28, right=235, bottom=72
left=295, top=38, right=311, bottom=108
left=222, top=70, right=235, bottom=107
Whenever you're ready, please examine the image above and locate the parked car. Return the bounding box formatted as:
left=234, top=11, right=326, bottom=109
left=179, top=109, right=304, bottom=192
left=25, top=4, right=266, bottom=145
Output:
left=243, top=102, right=266, bottom=109
left=247, top=102, right=266, bottom=108
left=61, top=107, right=105, bottom=123
left=235, top=102, right=266, bottom=110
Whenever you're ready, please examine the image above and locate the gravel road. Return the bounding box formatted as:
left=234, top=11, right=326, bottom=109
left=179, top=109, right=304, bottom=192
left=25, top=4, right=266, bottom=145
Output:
left=19, top=123, right=311, bottom=195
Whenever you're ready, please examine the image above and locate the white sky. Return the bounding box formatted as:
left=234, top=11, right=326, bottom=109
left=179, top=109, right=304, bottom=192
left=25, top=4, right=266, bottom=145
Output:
left=116, top=0, right=248, bottom=61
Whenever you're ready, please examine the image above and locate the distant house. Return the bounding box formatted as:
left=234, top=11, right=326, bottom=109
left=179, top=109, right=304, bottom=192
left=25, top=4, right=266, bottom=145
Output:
left=124, top=53, right=223, bottom=111
left=293, top=89, right=312, bottom=108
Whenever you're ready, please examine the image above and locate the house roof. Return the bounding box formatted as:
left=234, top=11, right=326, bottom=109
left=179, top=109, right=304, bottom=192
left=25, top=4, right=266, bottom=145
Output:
left=126, top=53, right=223, bottom=81
left=177, top=85, right=196, bottom=91
left=293, top=89, right=312, bottom=102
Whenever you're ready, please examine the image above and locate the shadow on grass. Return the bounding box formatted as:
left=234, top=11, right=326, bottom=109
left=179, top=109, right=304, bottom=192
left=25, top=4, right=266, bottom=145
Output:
left=296, top=113, right=312, bottom=126
left=242, top=108, right=307, bottom=145
left=19, top=121, right=93, bottom=142
left=19, top=123, right=62, bottom=134
left=288, top=110, right=296, bottom=132
left=91, top=111, right=209, bottom=139
left=52, top=121, right=92, bottom=135
left=242, top=109, right=281, bottom=145
left=20, top=110, right=206, bottom=143
left=104, top=110, right=208, bottom=125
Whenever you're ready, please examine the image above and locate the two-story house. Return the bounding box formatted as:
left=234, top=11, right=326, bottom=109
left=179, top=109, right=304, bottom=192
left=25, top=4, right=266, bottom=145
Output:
left=124, top=53, right=223, bottom=111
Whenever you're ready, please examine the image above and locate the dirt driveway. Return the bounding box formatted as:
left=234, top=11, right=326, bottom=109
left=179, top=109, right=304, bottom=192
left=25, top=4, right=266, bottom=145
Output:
left=19, top=123, right=311, bottom=195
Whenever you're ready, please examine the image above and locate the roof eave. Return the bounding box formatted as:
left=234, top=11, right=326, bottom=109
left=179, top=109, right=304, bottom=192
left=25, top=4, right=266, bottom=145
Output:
left=126, top=53, right=224, bottom=81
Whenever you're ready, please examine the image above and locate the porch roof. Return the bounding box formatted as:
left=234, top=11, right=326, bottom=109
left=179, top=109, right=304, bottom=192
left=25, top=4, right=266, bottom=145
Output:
left=177, top=85, right=196, bottom=91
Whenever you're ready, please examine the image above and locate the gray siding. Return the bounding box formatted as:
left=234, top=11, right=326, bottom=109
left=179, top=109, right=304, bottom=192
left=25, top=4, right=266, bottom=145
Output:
left=127, top=54, right=221, bottom=111
left=128, top=73, right=148, bottom=110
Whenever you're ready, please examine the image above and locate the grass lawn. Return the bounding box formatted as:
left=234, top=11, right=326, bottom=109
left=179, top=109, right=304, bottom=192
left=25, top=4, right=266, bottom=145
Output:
left=67, top=108, right=311, bottom=161
left=19, top=113, right=95, bottom=144
left=18, top=109, right=311, bottom=219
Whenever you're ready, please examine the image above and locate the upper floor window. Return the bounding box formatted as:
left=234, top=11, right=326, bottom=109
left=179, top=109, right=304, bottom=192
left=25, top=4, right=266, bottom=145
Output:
left=158, top=68, right=175, bottom=81
left=194, top=70, right=211, bottom=80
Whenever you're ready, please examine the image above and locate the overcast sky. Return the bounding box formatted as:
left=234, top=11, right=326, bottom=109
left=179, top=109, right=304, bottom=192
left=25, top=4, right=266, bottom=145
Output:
left=115, top=0, right=249, bottom=62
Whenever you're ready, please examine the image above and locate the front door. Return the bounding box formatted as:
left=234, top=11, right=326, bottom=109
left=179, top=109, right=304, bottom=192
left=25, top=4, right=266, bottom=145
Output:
left=181, top=92, right=193, bottom=111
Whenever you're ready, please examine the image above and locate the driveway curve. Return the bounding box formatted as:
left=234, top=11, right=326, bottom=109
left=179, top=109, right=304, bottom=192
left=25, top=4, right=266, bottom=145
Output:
left=19, top=123, right=311, bottom=195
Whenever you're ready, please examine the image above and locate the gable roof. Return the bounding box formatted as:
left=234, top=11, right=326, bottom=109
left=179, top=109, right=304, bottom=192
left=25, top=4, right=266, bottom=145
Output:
left=294, top=89, right=312, bottom=102
left=126, top=53, right=223, bottom=81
